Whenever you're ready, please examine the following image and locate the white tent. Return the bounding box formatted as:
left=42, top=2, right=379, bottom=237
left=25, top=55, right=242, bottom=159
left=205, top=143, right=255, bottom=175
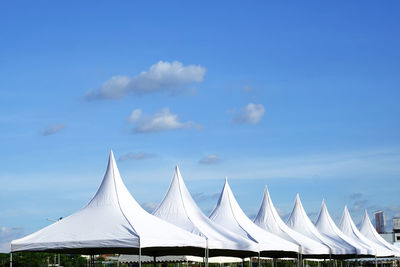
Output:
left=152, top=167, right=259, bottom=258
left=209, top=178, right=300, bottom=258
left=11, top=152, right=206, bottom=256
left=253, top=187, right=331, bottom=257
left=315, top=200, right=374, bottom=256
left=338, top=206, right=394, bottom=257
left=286, top=194, right=354, bottom=257
left=359, top=210, right=400, bottom=256
left=119, top=255, right=243, bottom=264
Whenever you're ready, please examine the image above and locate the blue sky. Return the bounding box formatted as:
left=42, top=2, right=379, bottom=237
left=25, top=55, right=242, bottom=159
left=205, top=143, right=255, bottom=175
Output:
left=1, top=1, right=400, bottom=252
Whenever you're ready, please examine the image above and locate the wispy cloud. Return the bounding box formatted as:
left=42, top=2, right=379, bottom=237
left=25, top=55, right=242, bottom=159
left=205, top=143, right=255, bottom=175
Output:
left=199, top=154, right=221, bottom=165
left=232, top=103, right=265, bottom=124
left=40, top=124, right=67, bottom=136
left=182, top=147, right=400, bottom=181
left=192, top=192, right=220, bottom=203
left=127, top=108, right=201, bottom=133
left=0, top=226, right=24, bottom=253
left=85, top=61, right=206, bottom=100
left=119, top=152, right=156, bottom=162
left=349, top=193, right=364, bottom=200
left=350, top=199, right=369, bottom=212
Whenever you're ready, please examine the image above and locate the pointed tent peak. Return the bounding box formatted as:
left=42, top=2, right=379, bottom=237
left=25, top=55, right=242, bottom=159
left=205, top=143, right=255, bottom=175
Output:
left=221, top=176, right=233, bottom=197
left=364, top=209, right=369, bottom=217
left=316, top=199, right=333, bottom=226
left=264, top=185, right=270, bottom=193
left=344, top=205, right=349, bottom=213
left=361, top=209, right=371, bottom=225
left=87, top=150, right=126, bottom=207
left=108, top=149, right=116, bottom=165
left=339, top=205, right=350, bottom=224
left=340, top=205, right=353, bottom=223
left=320, top=199, right=328, bottom=211
left=263, top=185, right=270, bottom=199
left=105, top=149, right=122, bottom=178
left=295, top=193, right=301, bottom=204
left=291, top=193, right=304, bottom=213
left=173, top=165, right=184, bottom=181
left=175, top=165, right=180, bottom=173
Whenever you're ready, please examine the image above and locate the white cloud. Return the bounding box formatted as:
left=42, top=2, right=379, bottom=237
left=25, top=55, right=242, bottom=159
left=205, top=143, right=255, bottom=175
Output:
left=85, top=61, right=206, bottom=100
left=119, top=152, right=155, bottom=162
left=127, top=108, right=200, bottom=133
left=41, top=124, right=67, bottom=136
left=233, top=103, right=265, bottom=124
left=199, top=154, right=221, bottom=165
left=127, top=109, right=142, bottom=123
left=0, top=226, right=24, bottom=253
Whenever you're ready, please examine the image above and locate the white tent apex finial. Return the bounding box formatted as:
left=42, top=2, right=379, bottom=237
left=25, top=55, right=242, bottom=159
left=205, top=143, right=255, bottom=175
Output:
left=225, top=176, right=228, bottom=183
left=296, top=193, right=300, bottom=201
left=322, top=198, right=326, bottom=206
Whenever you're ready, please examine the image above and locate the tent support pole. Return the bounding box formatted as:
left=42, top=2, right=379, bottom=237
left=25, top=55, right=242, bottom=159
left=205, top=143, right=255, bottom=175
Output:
left=297, top=253, right=300, bottom=267
left=375, top=256, right=377, bottom=267
left=250, top=257, right=252, bottom=267
left=258, top=252, right=261, bottom=267
left=205, top=239, right=209, bottom=267
left=139, top=246, right=142, bottom=267
left=9, top=252, right=12, bottom=267
left=154, top=256, right=157, bottom=267
left=329, top=253, right=332, bottom=267
left=300, top=254, right=303, bottom=267
left=243, top=258, right=245, bottom=267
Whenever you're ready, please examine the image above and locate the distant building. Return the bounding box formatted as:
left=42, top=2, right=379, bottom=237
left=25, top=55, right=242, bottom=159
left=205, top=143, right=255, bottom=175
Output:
left=380, top=232, right=394, bottom=243
left=375, top=211, right=386, bottom=234
left=378, top=216, right=400, bottom=244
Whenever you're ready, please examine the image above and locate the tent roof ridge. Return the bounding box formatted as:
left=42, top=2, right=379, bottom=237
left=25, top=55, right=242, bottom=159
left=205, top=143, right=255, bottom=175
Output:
left=174, top=168, right=205, bottom=238
left=224, top=180, right=256, bottom=242
left=110, top=152, right=140, bottom=239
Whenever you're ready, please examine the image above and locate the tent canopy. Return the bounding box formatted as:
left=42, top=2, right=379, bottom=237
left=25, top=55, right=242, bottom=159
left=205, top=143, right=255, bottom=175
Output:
left=253, top=187, right=330, bottom=257
left=315, top=200, right=373, bottom=256
left=119, top=255, right=243, bottom=264
left=152, top=166, right=259, bottom=258
left=359, top=210, right=400, bottom=256
left=209, top=178, right=299, bottom=258
left=286, top=195, right=356, bottom=258
left=11, top=152, right=206, bottom=256
left=338, top=206, right=394, bottom=258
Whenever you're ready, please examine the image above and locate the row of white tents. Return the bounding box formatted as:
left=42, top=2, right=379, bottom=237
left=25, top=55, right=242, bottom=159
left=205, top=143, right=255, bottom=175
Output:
left=10, top=151, right=400, bottom=266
